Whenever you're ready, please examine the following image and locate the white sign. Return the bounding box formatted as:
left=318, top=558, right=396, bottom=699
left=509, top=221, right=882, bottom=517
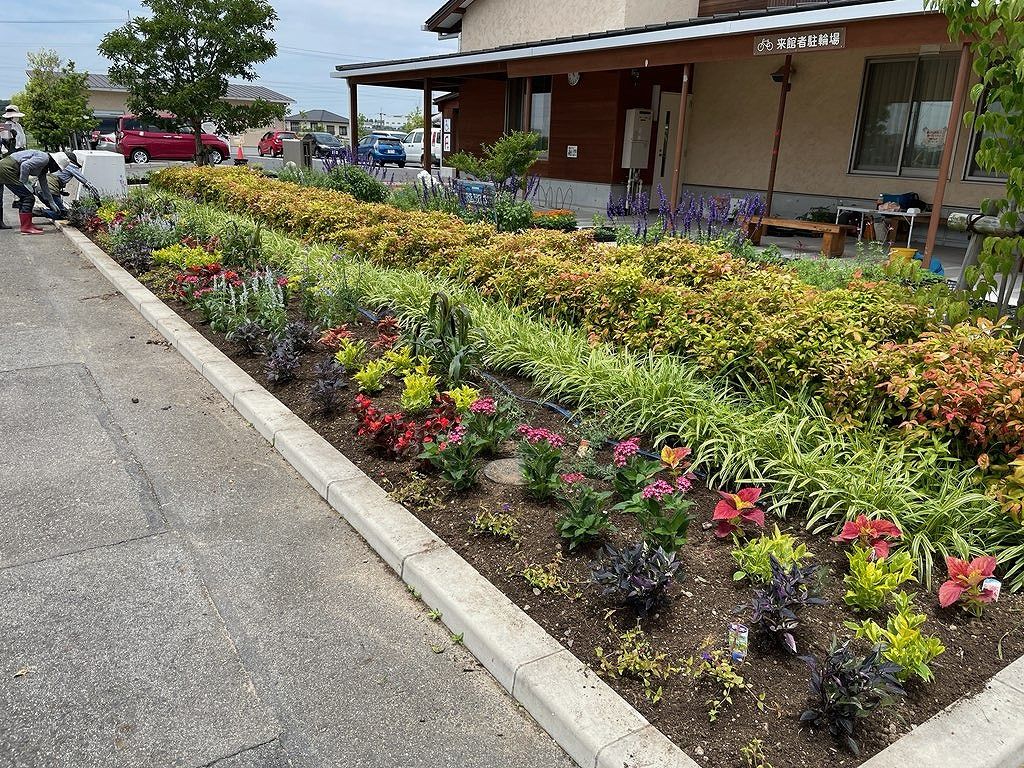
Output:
left=566, top=145, right=578, bottom=158
left=443, top=133, right=451, bottom=152
left=443, top=118, right=451, bottom=132
left=754, top=27, right=845, bottom=55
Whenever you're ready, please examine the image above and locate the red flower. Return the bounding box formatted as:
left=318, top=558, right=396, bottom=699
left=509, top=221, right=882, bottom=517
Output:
left=712, top=487, right=765, bottom=538
left=831, top=514, right=903, bottom=559
left=938, top=555, right=997, bottom=615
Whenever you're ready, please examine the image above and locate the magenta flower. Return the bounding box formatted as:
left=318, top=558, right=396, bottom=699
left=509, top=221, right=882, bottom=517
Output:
left=469, top=397, right=496, bottom=415
left=641, top=479, right=676, bottom=501
left=613, top=437, right=641, bottom=468
left=516, top=424, right=566, bottom=448
left=560, top=472, right=586, bottom=485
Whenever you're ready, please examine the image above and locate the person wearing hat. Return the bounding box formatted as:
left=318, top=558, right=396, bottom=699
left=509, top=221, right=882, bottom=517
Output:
left=36, top=151, right=98, bottom=219
left=1, top=105, right=27, bottom=154
left=0, top=148, right=56, bottom=234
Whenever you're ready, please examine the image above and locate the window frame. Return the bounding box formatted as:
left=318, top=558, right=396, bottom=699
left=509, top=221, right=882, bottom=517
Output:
left=962, top=92, right=1009, bottom=183
left=848, top=53, right=960, bottom=179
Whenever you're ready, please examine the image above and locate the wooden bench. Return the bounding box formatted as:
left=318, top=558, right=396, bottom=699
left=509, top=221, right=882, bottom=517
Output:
left=745, top=217, right=847, bottom=257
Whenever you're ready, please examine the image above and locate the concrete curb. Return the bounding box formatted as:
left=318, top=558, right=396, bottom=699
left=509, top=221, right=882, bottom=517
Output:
left=59, top=223, right=694, bottom=768
left=60, top=223, right=1024, bottom=768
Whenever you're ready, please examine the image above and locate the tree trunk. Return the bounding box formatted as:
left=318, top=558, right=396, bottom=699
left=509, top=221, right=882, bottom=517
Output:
left=193, top=119, right=206, bottom=166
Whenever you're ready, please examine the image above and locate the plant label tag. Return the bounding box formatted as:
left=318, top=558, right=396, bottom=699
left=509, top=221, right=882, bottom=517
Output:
left=728, top=623, right=749, bottom=662
left=983, top=577, right=1001, bottom=602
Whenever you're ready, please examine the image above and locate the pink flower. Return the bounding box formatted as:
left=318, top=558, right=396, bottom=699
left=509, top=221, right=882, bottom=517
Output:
left=712, top=487, right=765, bottom=538
left=641, top=479, right=675, bottom=501
left=516, top=424, right=566, bottom=448
left=675, top=475, right=693, bottom=494
left=938, top=555, right=997, bottom=614
left=469, top=398, right=496, bottom=415
left=831, top=514, right=903, bottom=559
left=560, top=472, right=586, bottom=485
left=613, top=437, right=640, bottom=468
left=276, top=277, right=289, bottom=286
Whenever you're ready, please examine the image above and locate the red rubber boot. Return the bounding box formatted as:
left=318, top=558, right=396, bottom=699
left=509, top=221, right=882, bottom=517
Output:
left=19, top=212, right=43, bottom=235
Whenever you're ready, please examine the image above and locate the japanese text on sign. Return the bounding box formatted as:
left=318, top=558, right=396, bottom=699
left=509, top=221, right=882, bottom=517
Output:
left=754, top=27, right=845, bottom=55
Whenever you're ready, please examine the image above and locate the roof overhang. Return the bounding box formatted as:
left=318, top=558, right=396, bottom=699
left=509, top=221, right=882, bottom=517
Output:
left=335, top=0, right=945, bottom=86
left=423, top=0, right=474, bottom=35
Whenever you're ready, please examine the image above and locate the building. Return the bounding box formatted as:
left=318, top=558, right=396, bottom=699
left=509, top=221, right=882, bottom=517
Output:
left=85, top=74, right=293, bottom=148
left=334, top=0, right=1004, bottom=257
left=285, top=109, right=350, bottom=139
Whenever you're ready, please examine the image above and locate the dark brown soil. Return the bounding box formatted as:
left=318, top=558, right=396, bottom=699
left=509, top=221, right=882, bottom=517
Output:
left=146, top=278, right=1024, bottom=768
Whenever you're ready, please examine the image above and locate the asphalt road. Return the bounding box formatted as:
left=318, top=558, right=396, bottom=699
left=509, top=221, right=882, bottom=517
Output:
left=0, top=228, right=571, bottom=768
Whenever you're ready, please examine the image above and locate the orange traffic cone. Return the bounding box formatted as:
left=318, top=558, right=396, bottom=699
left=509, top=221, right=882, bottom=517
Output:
left=234, top=143, right=248, bottom=166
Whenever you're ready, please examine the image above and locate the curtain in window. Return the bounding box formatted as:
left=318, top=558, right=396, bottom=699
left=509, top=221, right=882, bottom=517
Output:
left=902, top=57, right=957, bottom=172
left=852, top=59, right=915, bottom=173
left=530, top=76, right=552, bottom=157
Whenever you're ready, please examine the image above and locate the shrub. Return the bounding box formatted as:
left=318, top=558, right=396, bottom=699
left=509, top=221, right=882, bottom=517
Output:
left=226, top=320, right=267, bottom=355
left=400, top=372, right=439, bottom=414
left=325, top=164, right=389, bottom=203
left=846, top=591, right=945, bottom=682
left=532, top=209, right=577, bottom=232
left=353, top=359, right=388, bottom=394
left=592, top=541, right=680, bottom=614
left=418, top=425, right=486, bottom=491
left=265, top=340, right=300, bottom=385
left=334, top=338, right=367, bottom=372
left=748, top=556, right=825, bottom=654
left=800, top=640, right=906, bottom=755
left=732, top=525, right=813, bottom=583
left=616, top=478, right=694, bottom=552
left=311, top=358, right=347, bottom=413
left=153, top=243, right=220, bottom=269
left=843, top=548, right=917, bottom=613
left=555, top=475, right=615, bottom=549
left=517, top=424, right=565, bottom=500
left=353, top=394, right=457, bottom=458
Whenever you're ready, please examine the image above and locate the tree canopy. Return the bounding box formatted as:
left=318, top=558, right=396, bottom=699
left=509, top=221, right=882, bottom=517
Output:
left=13, top=50, right=94, bottom=150
left=400, top=106, right=423, bottom=134
left=98, top=0, right=284, bottom=164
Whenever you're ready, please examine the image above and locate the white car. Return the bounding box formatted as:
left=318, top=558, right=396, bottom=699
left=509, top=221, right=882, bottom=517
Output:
left=402, top=127, right=442, bottom=167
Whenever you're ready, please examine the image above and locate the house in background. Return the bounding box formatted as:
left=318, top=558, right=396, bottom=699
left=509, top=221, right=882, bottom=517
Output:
left=334, top=0, right=1004, bottom=258
left=285, top=109, right=350, bottom=139
left=85, top=74, right=293, bottom=148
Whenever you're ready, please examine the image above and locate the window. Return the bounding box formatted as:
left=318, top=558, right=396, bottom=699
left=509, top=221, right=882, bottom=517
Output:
left=505, top=76, right=552, bottom=158
left=966, top=98, right=1007, bottom=181
left=851, top=55, right=958, bottom=176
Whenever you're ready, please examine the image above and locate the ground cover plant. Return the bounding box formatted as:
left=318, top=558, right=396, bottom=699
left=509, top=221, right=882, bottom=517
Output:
left=75, top=190, right=1024, bottom=768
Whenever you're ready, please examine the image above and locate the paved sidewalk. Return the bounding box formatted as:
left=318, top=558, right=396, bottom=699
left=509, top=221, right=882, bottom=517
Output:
left=0, top=230, right=573, bottom=768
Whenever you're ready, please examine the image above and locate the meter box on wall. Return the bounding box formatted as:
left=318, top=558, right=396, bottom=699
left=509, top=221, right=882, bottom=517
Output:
left=621, top=108, right=653, bottom=169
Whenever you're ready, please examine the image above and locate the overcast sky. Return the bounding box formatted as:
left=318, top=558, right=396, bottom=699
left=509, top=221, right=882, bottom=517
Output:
left=3, top=1, right=456, bottom=122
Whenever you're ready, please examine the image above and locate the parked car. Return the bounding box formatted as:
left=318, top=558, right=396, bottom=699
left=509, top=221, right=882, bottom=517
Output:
left=89, top=116, right=119, bottom=149
left=357, top=135, right=406, bottom=167
left=114, top=115, right=229, bottom=164
left=257, top=130, right=296, bottom=157
left=302, top=131, right=347, bottom=159
left=372, top=130, right=408, bottom=142
left=402, top=127, right=442, bottom=167
left=95, top=132, right=118, bottom=152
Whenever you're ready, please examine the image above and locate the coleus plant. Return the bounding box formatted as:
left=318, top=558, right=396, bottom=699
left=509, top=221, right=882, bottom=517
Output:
left=938, top=555, right=998, bottom=617
left=318, top=324, right=353, bottom=350
left=712, top=487, right=765, bottom=538
left=748, top=555, right=825, bottom=654
left=831, top=514, right=902, bottom=559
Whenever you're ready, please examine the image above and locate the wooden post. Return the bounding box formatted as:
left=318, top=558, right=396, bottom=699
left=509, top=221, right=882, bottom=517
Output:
left=523, top=77, right=533, bottom=133
left=765, top=55, right=792, bottom=217
left=423, top=79, right=432, bottom=170
left=348, top=81, right=359, bottom=158
left=923, top=42, right=972, bottom=268
left=669, top=63, right=694, bottom=211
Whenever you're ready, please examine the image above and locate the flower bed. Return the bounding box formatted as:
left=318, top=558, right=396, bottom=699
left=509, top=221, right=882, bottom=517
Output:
left=70, top=191, right=1024, bottom=768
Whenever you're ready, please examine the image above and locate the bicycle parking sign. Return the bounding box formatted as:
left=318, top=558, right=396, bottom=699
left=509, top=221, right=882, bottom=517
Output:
left=754, top=27, right=845, bottom=55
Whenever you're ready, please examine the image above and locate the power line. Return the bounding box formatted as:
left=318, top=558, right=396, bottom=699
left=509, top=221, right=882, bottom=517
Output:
left=1, top=18, right=125, bottom=23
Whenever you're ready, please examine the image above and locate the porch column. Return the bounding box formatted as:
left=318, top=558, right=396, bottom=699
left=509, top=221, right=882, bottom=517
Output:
left=348, top=81, right=359, bottom=158
left=765, top=55, right=792, bottom=217
left=669, top=63, right=694, bottom=211
left=423, top=79, right=433, bottom=170
left=523, top=77, right=533, bottom=134
left=923, top=42, right=972, bottom=269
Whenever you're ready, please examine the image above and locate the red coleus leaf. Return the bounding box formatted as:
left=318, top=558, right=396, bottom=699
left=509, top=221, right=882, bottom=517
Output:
left=938, top=580, right=966, bottom=608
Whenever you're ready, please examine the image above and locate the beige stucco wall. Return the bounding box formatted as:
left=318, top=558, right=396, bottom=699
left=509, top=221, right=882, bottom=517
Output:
left=683, top=45, right=1003, bottom=209
left=460, top=0, right=698, bottom=50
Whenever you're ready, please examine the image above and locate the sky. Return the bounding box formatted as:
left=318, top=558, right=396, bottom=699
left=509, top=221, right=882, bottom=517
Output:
left=3, top=0, right=457, bottom=122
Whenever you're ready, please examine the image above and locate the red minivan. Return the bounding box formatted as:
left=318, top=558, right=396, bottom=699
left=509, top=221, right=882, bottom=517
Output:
left=116, top=115, right=229, bottom=164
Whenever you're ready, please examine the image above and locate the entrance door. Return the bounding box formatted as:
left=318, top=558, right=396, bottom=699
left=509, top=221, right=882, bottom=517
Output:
left=652, top=92, right=692, bottom=202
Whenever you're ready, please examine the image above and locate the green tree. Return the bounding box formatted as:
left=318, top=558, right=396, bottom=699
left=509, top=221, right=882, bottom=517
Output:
left=446, top=131, right=542, bottom=195
left=357, top=112, right=370, bottom=138
left=13, top=50, right=94, bottom=150
left=400, top=105, right=423, bottom=134
left=98, top=0, right=284, bottom=165
left=930, top=0, right=1024, bottom=306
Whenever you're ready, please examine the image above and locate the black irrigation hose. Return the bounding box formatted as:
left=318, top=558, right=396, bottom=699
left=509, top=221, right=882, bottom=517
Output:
left=357, top=304, right=710, bottom=477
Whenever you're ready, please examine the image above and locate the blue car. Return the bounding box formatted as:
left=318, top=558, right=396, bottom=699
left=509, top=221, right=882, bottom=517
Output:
left=357, top=135, right=406, bottom=167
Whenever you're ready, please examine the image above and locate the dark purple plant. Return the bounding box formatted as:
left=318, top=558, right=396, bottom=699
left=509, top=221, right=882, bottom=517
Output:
left=800, top=640, right=906, bottom=755
left=282, top=320, right=319, bottom=352
left=227, top=320, right=267, bottom=356
left=748, top=555, right=826, bottom=654
left=591, top=541, right=680, bottom=614
left=264, top=340, right=300, bottom=385
left=311, top=357, right=347, bottom=413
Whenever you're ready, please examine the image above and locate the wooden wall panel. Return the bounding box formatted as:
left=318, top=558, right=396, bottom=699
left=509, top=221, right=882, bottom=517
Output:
left=453, top=78, right=507, bottom=155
